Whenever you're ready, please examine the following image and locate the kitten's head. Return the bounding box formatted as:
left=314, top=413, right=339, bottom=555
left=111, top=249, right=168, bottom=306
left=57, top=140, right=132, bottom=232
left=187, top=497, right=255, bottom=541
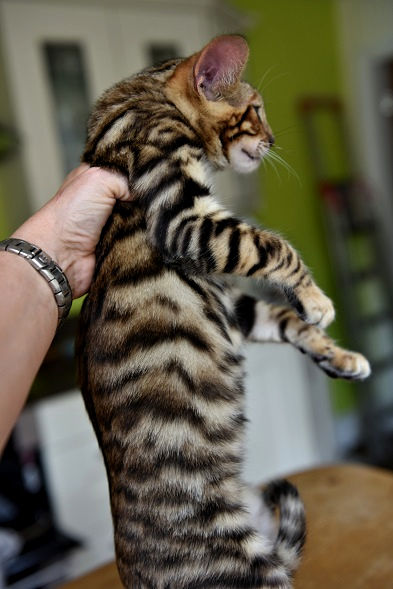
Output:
left=165, top=35, right=274, bottom=173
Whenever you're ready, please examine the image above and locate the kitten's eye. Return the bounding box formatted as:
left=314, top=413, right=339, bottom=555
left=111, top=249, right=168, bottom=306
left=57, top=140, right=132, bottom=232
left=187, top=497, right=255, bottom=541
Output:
left=252, top=105, right=262, bottom=121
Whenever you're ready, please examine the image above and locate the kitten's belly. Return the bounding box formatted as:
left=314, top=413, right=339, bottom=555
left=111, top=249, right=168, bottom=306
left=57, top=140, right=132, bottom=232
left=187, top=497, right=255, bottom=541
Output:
left=82, top=265, right=246, bottom=477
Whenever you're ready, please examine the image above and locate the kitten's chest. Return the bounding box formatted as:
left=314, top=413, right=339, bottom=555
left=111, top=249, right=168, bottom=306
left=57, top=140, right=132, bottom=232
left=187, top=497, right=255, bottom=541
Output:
left=90, top=234, right=243, bottom=371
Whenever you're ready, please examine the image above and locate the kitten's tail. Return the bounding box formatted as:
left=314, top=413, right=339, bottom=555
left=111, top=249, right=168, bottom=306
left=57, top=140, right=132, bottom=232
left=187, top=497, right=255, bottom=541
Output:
left=263, top=479, right=306, bottom=572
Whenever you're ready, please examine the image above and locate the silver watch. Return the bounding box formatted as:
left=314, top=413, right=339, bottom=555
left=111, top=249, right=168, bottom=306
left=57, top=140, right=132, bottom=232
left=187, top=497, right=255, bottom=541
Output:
left=0, top=237, right=72, bottom=326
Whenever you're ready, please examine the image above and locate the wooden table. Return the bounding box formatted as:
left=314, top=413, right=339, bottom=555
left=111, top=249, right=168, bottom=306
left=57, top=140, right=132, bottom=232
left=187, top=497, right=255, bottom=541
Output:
left=289, top=464, right=393, bottom=588
left=61, top=464, right=393, bottom=588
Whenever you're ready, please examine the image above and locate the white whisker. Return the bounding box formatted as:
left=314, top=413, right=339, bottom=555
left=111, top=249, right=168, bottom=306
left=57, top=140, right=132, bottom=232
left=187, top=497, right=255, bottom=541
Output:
left=273, top=126, right=296, bottom=139
left=264, top=152, right=281, bottom=182
left=265, top=149, right=302, bottom=186
left=256, top=65, right=277, bottom=93
left=261, top=71, right=288, bottom=94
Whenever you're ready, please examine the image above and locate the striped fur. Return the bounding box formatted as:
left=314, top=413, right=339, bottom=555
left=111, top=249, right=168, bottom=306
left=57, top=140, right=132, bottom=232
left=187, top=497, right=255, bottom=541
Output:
left=235, top=295, right=370, bottom=380
left=77, top=36, right=369, bottom=589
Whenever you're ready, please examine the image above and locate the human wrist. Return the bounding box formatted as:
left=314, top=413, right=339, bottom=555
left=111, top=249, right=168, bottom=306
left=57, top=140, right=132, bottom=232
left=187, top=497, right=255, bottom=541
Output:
left=11, top=208, right=67, bottom=271
left=0, top=248, right=58, bottom=328
left=2, top=234, right=73, bottom=326
left=11, top=201, right=91, bottom=299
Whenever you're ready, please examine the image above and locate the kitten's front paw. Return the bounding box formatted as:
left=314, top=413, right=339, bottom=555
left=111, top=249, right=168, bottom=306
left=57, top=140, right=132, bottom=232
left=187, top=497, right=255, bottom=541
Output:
left=319, top=349, right=371, bottom=381
left=291, top=285, right=335, bottom=329
left=289, top=320, right=371, bottom=381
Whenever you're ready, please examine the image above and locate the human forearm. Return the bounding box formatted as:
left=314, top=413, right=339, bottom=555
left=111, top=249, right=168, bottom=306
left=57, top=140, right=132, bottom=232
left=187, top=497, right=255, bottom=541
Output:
left=0, top=250, right=57, bottom=450
left=0, top=165, right=130, bottom=453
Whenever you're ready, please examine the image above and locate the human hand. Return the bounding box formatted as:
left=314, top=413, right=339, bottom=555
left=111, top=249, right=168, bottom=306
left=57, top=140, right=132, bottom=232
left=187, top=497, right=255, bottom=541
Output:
left=13, top=165, right=130, bottom=298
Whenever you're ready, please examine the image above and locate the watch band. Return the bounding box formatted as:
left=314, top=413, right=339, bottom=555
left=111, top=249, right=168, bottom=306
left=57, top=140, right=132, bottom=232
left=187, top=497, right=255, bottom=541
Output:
left=0, top=237, right=72, bottom=327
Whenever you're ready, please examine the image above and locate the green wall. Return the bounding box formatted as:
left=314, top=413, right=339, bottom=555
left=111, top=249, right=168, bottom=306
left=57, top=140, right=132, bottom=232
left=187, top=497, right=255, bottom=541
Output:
left=230, top=0, right=356, bottom=412
left=0, top=42, right=31, bottom=239
left=0, top=192, right=7, bottom=237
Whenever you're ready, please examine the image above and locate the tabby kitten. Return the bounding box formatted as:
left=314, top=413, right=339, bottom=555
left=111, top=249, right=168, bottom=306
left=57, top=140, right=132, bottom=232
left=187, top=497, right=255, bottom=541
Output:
left=77, top=36, right=370, bottom=589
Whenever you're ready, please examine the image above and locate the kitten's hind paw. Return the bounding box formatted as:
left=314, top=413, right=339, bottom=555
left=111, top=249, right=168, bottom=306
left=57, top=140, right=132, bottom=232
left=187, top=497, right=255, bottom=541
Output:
left=317, top=349, right=371, bottom=381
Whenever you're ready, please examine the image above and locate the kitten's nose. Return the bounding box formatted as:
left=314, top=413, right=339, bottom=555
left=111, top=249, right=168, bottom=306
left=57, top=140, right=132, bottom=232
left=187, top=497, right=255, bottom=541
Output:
left=268, top=134, right=275, bottom=147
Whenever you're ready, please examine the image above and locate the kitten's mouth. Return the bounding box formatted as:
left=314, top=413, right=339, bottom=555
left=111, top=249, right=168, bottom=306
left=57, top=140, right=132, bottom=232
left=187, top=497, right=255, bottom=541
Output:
left=241, top=149, right=260, bottom=162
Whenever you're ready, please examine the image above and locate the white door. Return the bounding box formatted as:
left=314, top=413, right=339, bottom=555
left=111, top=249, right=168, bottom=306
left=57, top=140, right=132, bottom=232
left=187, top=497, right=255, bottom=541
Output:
left=113, top=5, right=209, bottom=75
left=0, top=1, right=119, bottom=210
left=1, top=1, right=236, bottom=208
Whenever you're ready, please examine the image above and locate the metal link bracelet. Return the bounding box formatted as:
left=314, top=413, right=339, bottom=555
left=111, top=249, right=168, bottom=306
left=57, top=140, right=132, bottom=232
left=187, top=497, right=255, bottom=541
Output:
left=0, top=237, right=72, bottom=327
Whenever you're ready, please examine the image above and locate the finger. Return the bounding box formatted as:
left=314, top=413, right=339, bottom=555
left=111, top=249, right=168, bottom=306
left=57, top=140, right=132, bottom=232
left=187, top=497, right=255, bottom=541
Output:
left=114, top=174, right=132, bottom=202
left=93, top=167, right=132, bottom=202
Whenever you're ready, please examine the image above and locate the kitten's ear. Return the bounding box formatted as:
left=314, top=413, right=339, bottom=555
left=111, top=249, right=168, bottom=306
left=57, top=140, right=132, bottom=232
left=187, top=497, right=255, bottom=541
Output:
left=193, top=35, right=249, bottom=101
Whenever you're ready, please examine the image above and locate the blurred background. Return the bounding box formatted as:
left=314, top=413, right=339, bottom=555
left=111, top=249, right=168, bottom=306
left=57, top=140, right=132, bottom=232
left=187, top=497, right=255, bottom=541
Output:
left=0, top=0, right=393, bottom=586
